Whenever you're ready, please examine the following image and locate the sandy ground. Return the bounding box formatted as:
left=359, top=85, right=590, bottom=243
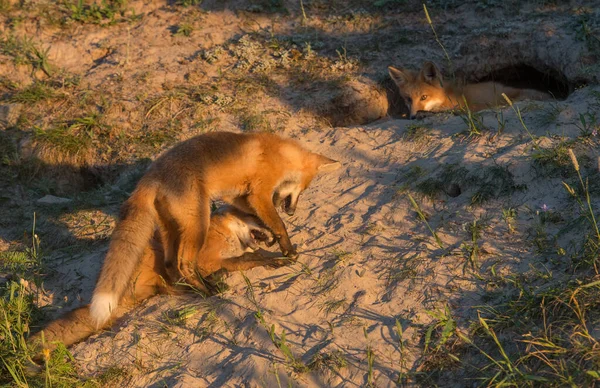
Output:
left=1, top=0, right=600, bottom=386
left=61, top=86, right=600, bottom=387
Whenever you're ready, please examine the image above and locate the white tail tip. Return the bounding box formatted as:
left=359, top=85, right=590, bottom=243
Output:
left=90, top=292, right=118, bottom=328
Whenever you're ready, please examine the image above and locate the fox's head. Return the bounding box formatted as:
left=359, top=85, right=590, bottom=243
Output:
left=388, top=62, right=452, bottom=119
left=273, top=151, right=341, bottom=216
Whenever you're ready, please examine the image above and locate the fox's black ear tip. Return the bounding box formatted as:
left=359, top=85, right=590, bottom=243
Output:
left=388, top=66, right=408, bottom=85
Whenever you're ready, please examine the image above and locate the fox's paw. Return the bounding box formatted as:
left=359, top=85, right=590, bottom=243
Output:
left=265, top=239, right=277, bottom=247
left=283, top=249, right=299, bottom=260
left=250, top=228, right=275, bottom=248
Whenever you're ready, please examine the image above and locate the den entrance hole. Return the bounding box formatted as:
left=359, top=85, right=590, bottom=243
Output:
left=384, top=63, right=572, bottom=119
left=475, top=64, right=571, bottom=100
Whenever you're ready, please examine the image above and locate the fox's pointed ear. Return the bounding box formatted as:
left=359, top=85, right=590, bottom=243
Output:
left=314, top=154, right=341, bottom=173
left=420, top=61, right=441, bottom=85
left=388, top=66, right=409, bottom=87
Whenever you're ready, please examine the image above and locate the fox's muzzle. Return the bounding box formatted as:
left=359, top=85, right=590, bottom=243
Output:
left=273, top=192, right=298, bottom=216
left=409, top=106, right=418, bottom=120
left=283, top=195, right=296, bottom=216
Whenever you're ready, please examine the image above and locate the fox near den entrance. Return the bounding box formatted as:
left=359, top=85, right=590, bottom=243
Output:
left=389, top=61, right=552, bottom=119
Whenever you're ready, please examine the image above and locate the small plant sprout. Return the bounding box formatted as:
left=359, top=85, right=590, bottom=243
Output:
left=456, top=313, right=529, bottom=385
left=502, top=93, right=539, bottom=150
left=502, top=207, right=517, bottom=233
left=407, top=193, right=444, bottom=249
left=462, top=219, right=483, bottom=272
left=174, top=23, right=194, bottom=37
left=459, top=96, right=486, bottom=137
left=242, top=274, right=307, bottom=373
left=423, top=4, right=452, bottom=76
left=423, top=305, right=457, bottom=353
left=575, top=111, right=598, bottom=137
left=395, top=318, right=408, bottom=382
left=563, top=149, right=600, bottom=245
left=363, top=327, right=376, bottom=387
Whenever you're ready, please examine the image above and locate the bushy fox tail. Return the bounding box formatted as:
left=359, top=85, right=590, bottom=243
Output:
left=30, top=306, right=105, bottom=351
left=89, top=184, right=158, bottom=328
left=30, top=297, right=140, bottom=353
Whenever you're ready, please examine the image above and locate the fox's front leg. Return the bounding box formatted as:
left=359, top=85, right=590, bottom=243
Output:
left=219, top=252, right=288, bottom=272
left=247, top=193, right=298, bottom=258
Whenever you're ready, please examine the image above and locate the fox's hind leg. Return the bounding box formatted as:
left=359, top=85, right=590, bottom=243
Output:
left=169, top=191, right=212, bottom=293
left=155, top=200, right=182, bottom=286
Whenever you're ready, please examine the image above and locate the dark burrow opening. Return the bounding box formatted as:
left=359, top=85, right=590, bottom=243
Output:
left=384, top=63, right=573, bottom=119
left=474, top=64, right=571, bottom=100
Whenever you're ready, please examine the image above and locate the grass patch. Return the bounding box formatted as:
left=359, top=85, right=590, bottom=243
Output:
left=464, top=275, right=600, bottom=386
left=33, top=124, right=92, bottom=160
left=0, top=280, right=94, bottom=387
left=173, top=23, right=193, bottom=37
left=417, top=305, right=462, bottom=382
left=10, top=82, right=56, bottom=104
left=175, top=0, right=202, bottom=6
left=135, top=125, right=178, bottom=150
left=0, top=35, right=53, bottom=76
left=239, top=110, right=273, bottom=132
left=63, top=0, right=133, bottom=25
left=470, top=165, right=526, bottom=205
left=532, top=140, right=575, bottom=177
left=0, top=219, right=95, bottom=386
left=413, top=163, right=470, bottom=200
left=308, top=350, right=347, bottom=373
left=411, top=162, right=524, bottom=204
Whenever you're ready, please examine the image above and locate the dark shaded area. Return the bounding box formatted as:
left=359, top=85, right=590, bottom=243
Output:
left=380, top=76, right=409, bottom=119
left=474, top=64, right=572, bottom=99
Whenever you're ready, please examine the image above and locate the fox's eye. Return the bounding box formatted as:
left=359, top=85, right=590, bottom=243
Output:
left=420, top=95, right=428, bottom=101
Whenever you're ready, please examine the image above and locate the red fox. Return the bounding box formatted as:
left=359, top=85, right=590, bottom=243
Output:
left=388, top=62, right=552, bottom=119
left=30, top=207, right=282, bottom=349
left=90, top=131, right=340, bottom=327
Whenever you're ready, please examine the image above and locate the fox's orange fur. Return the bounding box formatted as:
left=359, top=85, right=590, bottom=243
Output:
left=90, top=131, right=340, bottom=327
left=388, top=62, right=552, bottom=119
left=30, top=207, right=282, bottom=349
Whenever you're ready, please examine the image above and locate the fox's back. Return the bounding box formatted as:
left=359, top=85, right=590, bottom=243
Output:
left=462, top=82, right=509, bottom=109
left=140, top=132, right=307, bottom=197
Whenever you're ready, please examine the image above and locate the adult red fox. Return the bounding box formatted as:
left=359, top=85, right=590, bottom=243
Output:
left=31, top=207, right=282, bottom=349
left=90, top=131, right=340, bottom=327
left=388, top=62, right=551, bottom=119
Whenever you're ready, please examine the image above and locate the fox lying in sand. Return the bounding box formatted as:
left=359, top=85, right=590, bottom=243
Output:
left=388, top=61, right=552, bottom=119
left=30, top=207, right=282, bottom=349
left=90, top=131, right=340, bottom=328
